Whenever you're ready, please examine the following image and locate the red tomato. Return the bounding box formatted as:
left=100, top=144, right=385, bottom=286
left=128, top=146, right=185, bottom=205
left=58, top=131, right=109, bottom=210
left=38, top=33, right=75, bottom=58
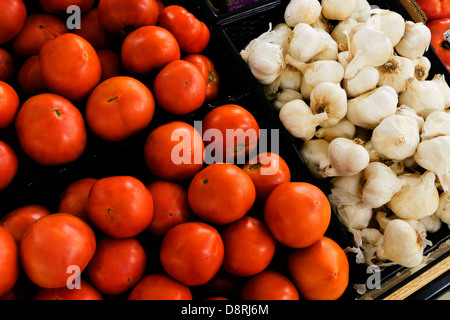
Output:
left=160, top=221, right=224, bottom=286
left=73, top=8, right=110, bottom=50
left=188, top=163, right=256, bottom=225
left=35, top=280, right=103, bottom=300
left=0, top=81, right=20, bottom=128
left=0, top=0, right=26, bottom=45
left=39, top=33, right=102, bottom=101
left=242, top=152, right=291, bottom=199
left=264, top=182, right=331, bottom=248
left=416, top=0, right=450, bottom=21
left=59, top=177, right=98, bottom=222
left=288, top=236, right=350, bottom=300
left=0, top=204, right=50, bottom=244
left=121, top=25, right=180, bottom=74
left=17, top=55, right=47, bottom=96
left=12, top=14, right=68, bottom=57
left=0, top=141, right=18, bottom=191
left=222, top=216, right=276, bottom=277
left=15, top=93, right=87, bottom=166
left=86, top=176, right=153, bottom=238
left=20, top=213, right=96, bottom=288
left=240, top=270, right=300, bottom=300
left=144, top=121, right=205, bottom=181
left=428, top=18, right=450, bottom=72
left=183, top=54, right=220, bottom=101
left=39, top=0, right=94, bottom=13
left=146, top=180, right=191, bottom=237
left=86, top=76, right=155, bottom=141
left=158, top=5, right=210, bottom=54
left=97, top=49, right=121, bottom=81
left=97, top=0, right=159, bottom=35
left=0, top=226, right=19, bottom=296
left=87, top=237, right=147, bottom=295
left=153, top=60, right=206, bottom=115
left=155, top=0, right=165, bottom=12
left=0, top=48, right=14, bottom=82
left=128, top=274, right=192, bottom=300
left=202, top=104, right=260, bottom=163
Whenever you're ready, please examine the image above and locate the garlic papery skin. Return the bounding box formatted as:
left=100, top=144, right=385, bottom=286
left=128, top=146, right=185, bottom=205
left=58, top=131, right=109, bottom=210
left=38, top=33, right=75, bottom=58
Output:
left=395, top=21, right=431, bottom=60
left=395, top=105, right=425, bottom=132
left=271, top=63, right=303, bottom=94
left=367, top=9, right=405, bottom=47
left=412, top=56, right=431, bottom=81
left=309, top=28, right=338, bottom=62
left=436, top=191, right=450, bottom=228
left=315, top=118, right=356, bottom=142
left=299, top=138, right=330, bottom=178
left=361, top=162, right=405, bottom=209
left=337, top=50, right=352, bottom=68
left=371, top=114, right=420, bottom=161
left=421, top=110, right=450, bottom=140
left=387, top=171, right=440, bottom=220
left=421, top=214, right=442, bottom=233
left=248, top=41, right=285, bottom=85
left=240, top=24, right=285, bottom=63
left=284, top=0, right=322, bottom=27
left=377, top=56, right=415, bottom=93
left=348, top=0, right=371, bottom=22
left=323, top=137, right=370, bottom=177
left=330, top=171, right=363, bottom=197
left=414, top=136, right=450, bottom=192
left=272, top=23, right=292, bottom=54
left=398, top=77, right=446, bottom=119
left=272, top=88, right=303, bottom=111
left=321, top=0, right=357, bottom=21
left=346, top=85, right=398, bottom=130
left=331, top=19, right=359, bottom=52
left=312, top=14, right=333, bottom=34
left=376, top=219, right=426, bottom=268
left=288, top=23, right=328, bottom=63
left=279, top=99, right=328, bottom=141
left=431, top=74, right=450, bottom=108
left=310, top=82, right=347, bottom=128
left=343, top=66, right=380, bottom=98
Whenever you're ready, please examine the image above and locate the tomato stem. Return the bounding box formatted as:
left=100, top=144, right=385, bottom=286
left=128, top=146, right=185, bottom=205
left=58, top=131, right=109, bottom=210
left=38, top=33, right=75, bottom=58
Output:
left=444, top=30, right=450, bottom=50
left=53, top=108, right=62, bottom=118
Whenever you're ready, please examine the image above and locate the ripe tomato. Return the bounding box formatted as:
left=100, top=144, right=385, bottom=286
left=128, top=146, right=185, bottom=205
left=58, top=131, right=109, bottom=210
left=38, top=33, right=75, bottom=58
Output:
left=20, top=213, right=96, bottom=288
left=0, top=226, right=19, bottom=296
left=144, top=121, right=204, bottom=181
left=86, top=176, right=153, bottom=238
left=59, top=177, right=98, bottom=222
left=160, top=221, right=224, bottom=286
left=288, top=236, right=350, bottom=300
left=428, top=18, right=450, bottom=72
left=34, top=280, right=103, bottom=300
left=0, top=0, right=26, bottom=45
left=182, top=54, right=220, bottom=101
left=87, top=237, right=147, bottom=295
left=153, top=60, right=206, bottom=115
left=15, top=93, right=87, bottom=166
left=0, top=141, right=18, bottom=191
left=202, top=104, right=260, bottom=163
left=188, top=163, right=256, bottom=225
left=39, top=0, right=94, bottom=13
left=0, top=48, right=14, bottom=82
left=39, top=33, right=102, bottom=101
left=222, top=216, right=276, bottom=277
left=97, top=0, right=159, bottom=35
left=86, top=76, right=155, bottom=141
left=158, top=5, right=210, bottom=54
left=73, top=8, right=110, bottom=50
left=146, top=180, right=191, bottom=237
left=17, top=55, right=47, bottom=96
left=97, top=49, right=121, bottom=81
left=0, top=81, right=20, bottom=128
left=242, top=152, right=291, bottom=199
left=240, top=270, right=300, bottom=300
left=128, top=274, right=192, bottom=300
left=0, top=204, right=50, bottom=244
left=12, top=14, right=68, bottom=57
left=121, top=25, right=180, bottom=74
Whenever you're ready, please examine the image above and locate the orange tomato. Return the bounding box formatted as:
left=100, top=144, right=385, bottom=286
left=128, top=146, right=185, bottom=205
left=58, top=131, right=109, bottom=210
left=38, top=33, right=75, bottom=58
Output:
left=0, top=0, right=26, bottom=45
left=0, top=141, right=18, bottom=191
left=58, top=178, right=98, bottom=222
left=128, top=274, right=192, bottom=300
left=35, top=280, right=103, bottom=300
left=73, top=8, right=110, bottom=50
left=240, top=270, right=300, bottom=300
left=0, top=81, right=20, bottom=129
left=17, top=55, right=47, bottom=96
left=0, top=226, right=19, bottom=296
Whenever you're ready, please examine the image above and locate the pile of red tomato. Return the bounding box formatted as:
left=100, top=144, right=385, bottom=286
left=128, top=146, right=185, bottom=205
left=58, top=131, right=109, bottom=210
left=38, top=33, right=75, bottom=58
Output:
left=0, top=0, right=350, bottom=301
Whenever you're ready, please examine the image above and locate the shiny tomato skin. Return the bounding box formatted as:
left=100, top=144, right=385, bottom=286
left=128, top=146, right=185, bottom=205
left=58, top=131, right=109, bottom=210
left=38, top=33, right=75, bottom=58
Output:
left=86, top=176, right=154, bottom=238
left=160, top=222, right=224, bottom=286
left=86, top=76, right=155, bottom=141
left=144, top=121, right=204, bottom=181
left=0, top=141, right=18, bottom=191
left=59, top=178, right=98, bottom=222
left=0, top=81, right=20, bottom=128
left=15, top=93, right=87, bottom=166
left=182, top=54, right=220, bottom=101
left=0, top=204, right=51, bottom=244
left=241, top=270, right=300, bottom=300
left=188, top=163, right=256, bottom=225
left=288, top=236, right=350, bottom=300
left=158, top=5, right=210, bottom=54
left=35, top=280, right=103, bottom=300
left=0, top=48, right=14, bottom=82
left=97, top=49, right=121, bottom=81
left=222, top=216, right=276, bottom=277
left=128, top=274, right=192, bottom=300
left=87, top=237, right=147, bottom=295
left=242, top=152, right=291, bottom=199
left=0, top=226, right=19, bottom=296
left=20, top=213, right=97, bottom=289
left=39, top=33, right=102, bottom=101
left=264, top=182, right=331, bottom=248
left=0, top=0, right=26, bottom=45
left=73, top=8, right=109, bottom=50
left=17, top=55, right=47, bottom=96
left=121, top=25, right=180, bottom=74
left=39, top=0, right=94, bottom=13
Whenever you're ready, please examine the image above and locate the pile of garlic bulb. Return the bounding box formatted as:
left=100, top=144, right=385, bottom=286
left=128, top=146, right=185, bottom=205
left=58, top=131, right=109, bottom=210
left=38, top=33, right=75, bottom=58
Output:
left=240, top=0, right=450, bottom=269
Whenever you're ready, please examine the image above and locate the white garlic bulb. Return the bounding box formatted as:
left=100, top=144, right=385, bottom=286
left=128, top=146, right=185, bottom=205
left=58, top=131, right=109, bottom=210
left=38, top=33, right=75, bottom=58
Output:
left=431, top=74, right=450, bottom=108
left=395, top=21, right=431, bottom=60
left=331, top=18, right=359, bottom=52
left=330, top=171, right=363, bottom=197
left=279, top=99, right=328, bottom=141
left=367, top=9, right=405, bottom=47
left=395, top=105, right=425, bottom=132
left=421, top=110, right=450, bottom=140
left=435, top=191, right=450, bottom=228
left=343, top=66, right=380, bottom=98
left=268, top=63, right=303, bottom=95
left=284, top=0, right=322, bottom=27
left=321, top=0, right=357, bottom=21
left=377, top=56, right=415, bottom=93
left=348, top=0, right=371, bottom=22
left=421, top=214, right=442, bottom=233
left=272, top=23, right=292, bottom=54
left=315, top=118, right=356, bottom=142
left=411, top=56, right=431, bottom=81
left=310, top=82, right=347, bottom=128
left=272, top=88, right=303, bottom=111
left=248, top=41, right=285, bottom=85
left=337, top=50, right=353, bottom=67
left=299, top=138, right=330, bottom=178
left=309, top=28, right=339, bottom=62
left=288, top=24, right=329, bottom=64
left=346, top=85, right=398, bottom=130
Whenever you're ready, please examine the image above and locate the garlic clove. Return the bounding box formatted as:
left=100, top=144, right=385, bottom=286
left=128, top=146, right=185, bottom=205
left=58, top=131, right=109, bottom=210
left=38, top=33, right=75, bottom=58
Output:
left=312, top=13, right=334, bottom=34
left=431, top=74, right=450, bottom=108
left=421, top=110, right=450, bottom=140
left=309, top=28, right=339, bottom=62
left=420, top=214, right=442, bottom=233
left=395, top=21, right=431, bottom=60
left=272, top=88, right=303, bottom=111
left=287, top=23, right=328, bottom=63
left=331, top=18, right=360, bottom=52
left=411, top=56, right=431, bottom=81
left=330, top=171, right=363, bottom=197
left=348, top=0, right=371, bottom=23
left=343, top=66, right=380, bottom=98
left=377, top=56, right=415, bottom=94
left=395, top=105, right=425, bottom=132
left=248, top=41, right=285, bottom=85
left=435, top=191, right=450, bottom=228
left=367, top=9, right=406, bottom=47
left=299, top=138, right=330, bottom=178
left=310, top=82, right=347, bottom=128
left=321, top=0, right=357, bottom=21
left=284, top=0, right=322, bottom=27
left=315, top=118, right=356, bottom=142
